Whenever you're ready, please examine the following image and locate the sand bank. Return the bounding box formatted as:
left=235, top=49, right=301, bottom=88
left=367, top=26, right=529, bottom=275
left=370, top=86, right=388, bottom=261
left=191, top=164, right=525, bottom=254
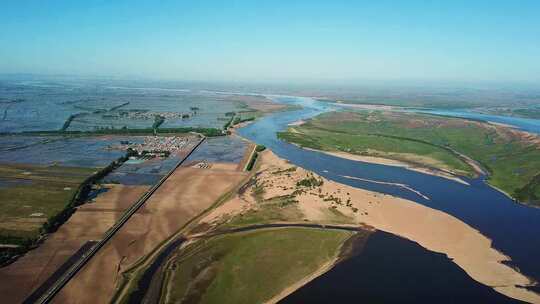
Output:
left=252, top=151, right=540, bottom=303
left=313, top=149, right=470, bottom=185
left=288, top=120, right=306, bottom=126
left=331, top=102, right=397, bottom=111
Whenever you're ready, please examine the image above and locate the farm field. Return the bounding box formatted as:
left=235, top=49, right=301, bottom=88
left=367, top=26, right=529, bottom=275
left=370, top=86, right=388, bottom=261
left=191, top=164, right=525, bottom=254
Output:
left=54, top=165, right=248, bottom=304
left=0, top=164, right=96, bottom=240
left=0, top=184, right=149, bottom=303
left=278, top=111, right=540, bottom=205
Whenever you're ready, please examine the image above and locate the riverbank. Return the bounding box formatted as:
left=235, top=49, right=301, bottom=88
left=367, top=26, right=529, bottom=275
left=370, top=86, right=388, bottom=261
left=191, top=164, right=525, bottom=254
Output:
left=264, top=251, right=340, bottom=304
left=314, top=149, right=470, bottom=185
left=246, top=151, right=540, bottom=303
left=278, top=110, right=540, bottom=206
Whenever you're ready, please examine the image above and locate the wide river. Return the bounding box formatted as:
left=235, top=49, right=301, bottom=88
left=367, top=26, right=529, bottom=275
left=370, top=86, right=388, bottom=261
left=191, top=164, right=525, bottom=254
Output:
left=238, top=96, right=540, bottom=287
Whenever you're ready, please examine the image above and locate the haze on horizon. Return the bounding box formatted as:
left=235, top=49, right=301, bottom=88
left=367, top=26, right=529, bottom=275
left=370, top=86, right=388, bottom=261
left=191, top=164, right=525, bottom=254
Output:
left=1, top=0, right=540, bottom=85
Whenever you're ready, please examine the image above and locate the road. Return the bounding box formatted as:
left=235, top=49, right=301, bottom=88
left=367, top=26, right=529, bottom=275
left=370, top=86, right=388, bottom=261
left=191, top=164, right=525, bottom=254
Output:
left=30, top=136, right=206, bottom=304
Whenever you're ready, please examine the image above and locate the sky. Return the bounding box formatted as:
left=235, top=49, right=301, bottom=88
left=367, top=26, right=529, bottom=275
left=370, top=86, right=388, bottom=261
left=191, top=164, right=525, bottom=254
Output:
left=1, top=0, right=540, bottom=84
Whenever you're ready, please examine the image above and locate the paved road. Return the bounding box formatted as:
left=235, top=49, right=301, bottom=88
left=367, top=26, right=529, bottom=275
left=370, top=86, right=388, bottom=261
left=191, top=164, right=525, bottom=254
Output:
left=30, top=136, right=206, bottom=304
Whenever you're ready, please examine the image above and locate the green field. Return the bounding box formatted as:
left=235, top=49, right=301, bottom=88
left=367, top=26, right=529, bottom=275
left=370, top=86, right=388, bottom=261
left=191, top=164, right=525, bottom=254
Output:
left=0, top=164, right=95, bottom=241
left=278, top=111, right=540, bottom=205
left=163, top=228, right=354, bottom=304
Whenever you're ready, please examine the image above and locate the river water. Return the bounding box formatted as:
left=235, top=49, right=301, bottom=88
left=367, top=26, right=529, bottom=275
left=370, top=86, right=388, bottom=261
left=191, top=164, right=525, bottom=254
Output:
left=281, top=231, right=519, bottom=304
left=410, top=108, right=540, bottom=134
left=238, top=96, right=540, bottom=291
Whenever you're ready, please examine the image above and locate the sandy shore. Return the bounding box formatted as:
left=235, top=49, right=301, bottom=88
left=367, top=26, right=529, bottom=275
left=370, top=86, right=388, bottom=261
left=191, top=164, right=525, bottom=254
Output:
left=488, top=121, right=518, bottom=129
left=331, top=102, right=397, bottom=111
left=250, top=151, right=540, bottom=303
left=288, top=120, right=306, bottom=126
left=312, top=149, right=470, bottom=185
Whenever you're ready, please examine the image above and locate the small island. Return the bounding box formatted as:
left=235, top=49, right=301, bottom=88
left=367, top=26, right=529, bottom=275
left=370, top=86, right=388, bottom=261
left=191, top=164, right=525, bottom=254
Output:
left=278, top=110, right=540, bottom=206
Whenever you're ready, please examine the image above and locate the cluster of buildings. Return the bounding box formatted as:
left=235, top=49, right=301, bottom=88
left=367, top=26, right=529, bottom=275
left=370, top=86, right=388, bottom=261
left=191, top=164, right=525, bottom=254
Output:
left=121, top=136, right=191, bottom=158
left=117, top=110, right=190, bottom=120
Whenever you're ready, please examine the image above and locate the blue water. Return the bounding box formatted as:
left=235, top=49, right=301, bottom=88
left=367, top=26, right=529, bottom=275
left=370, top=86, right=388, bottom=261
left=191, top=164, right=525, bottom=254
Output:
left=238, top=96, right=540, bottom=284
left=410, top=108, right=540, bottom=135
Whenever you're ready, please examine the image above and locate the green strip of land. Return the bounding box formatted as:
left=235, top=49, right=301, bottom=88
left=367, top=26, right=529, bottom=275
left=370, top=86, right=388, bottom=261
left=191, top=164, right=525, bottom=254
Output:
left=163, top=228, right=353, bottom=304
left=278, top=111, right=540, bottom=206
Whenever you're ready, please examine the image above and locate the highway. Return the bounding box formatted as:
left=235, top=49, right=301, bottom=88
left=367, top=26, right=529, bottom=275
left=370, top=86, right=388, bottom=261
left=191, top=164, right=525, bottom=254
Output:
left=30, top=136, right=206, bottom=304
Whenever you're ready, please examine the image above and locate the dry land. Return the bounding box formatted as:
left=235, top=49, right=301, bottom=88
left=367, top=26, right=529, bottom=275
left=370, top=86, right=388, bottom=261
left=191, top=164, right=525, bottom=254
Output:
left=53, top=166, right=248, bottom=304
left=0, top=184, right=149, bottom=303
left=184, top=150, right=540, bottom=303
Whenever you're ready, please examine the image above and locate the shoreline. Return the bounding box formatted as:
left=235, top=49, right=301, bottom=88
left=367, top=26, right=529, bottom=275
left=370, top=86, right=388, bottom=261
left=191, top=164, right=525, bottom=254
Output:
left=315, top=147, right=533, bottom=207
left=264, top=246, right=343, bottom=304
left=252, top=151, right=540, bottom=304
left=305, top=147, right=470, bottom=186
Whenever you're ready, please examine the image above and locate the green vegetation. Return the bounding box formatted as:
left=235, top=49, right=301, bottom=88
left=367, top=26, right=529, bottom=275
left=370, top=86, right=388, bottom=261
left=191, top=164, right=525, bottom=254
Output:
left=226, top=194, right=304, bottom=227
left=223, top=115, right=235, bottom=130
left=296, top=175, right=324, bottom=188
left=0, top=150, right=136, bottom=265
left=109, top=102, right=130, bottom=112
left=164, top=228, right=351, bottom=304
left=232, top=115, right=255, bottom=126
left=246, top=150, right=259, bottom=171
left=152, top=114, right=165, bottom=131
left=255, top=144, right=266, bottom=152
left=12, top=126, right=225, bottom=137
left=513, top=108, right=540, bottom=119
left=279, top=111, right=540, bottom=205
left=279, top=112, right=474, bottom=176
left=0, top=165, right=94, bottom=264
left=61, top=112, right=86, bottom=131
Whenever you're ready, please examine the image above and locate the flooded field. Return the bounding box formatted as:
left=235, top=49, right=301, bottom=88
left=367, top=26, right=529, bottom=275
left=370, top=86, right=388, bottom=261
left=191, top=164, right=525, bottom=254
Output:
left=0, top=81, right=249, bottom=133
left=0, top=135, right=137, bottom=167
left=184, top=136, right=248, bottom=164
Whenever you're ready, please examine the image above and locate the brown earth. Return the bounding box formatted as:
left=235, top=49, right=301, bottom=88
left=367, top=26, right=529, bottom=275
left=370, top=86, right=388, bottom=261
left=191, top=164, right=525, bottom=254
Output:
left=0, top=185, right=149, bottom=304
left=53, top=166, right=247, bottom=304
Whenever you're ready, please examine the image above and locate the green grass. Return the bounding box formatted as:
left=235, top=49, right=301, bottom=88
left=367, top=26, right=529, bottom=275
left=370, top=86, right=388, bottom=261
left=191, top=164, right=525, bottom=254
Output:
left=0, top=164, right=95, bottom=240
left=8, top=126, right=225, bottom=137
left=278, top=111, right=540, bottom=205
left=164, top=228, right=352, bottom=304
left=279, top=113, right=474, bottom=176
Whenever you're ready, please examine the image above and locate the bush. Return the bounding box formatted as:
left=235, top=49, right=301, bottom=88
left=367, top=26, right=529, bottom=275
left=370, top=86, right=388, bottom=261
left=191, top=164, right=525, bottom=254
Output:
left=296, top=176, right=323, bottom=188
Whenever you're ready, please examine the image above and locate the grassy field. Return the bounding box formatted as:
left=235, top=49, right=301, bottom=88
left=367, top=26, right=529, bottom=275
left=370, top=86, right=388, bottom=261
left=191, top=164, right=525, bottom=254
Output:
left=0, top=164, right=95, bottom=240
left=278, top=111, right=540, bottom=205
left=163, top=228, right=353, bottom=304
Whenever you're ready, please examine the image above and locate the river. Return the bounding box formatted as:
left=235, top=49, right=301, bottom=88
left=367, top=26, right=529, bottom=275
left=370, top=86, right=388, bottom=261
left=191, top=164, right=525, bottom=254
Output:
left=409, top=108, right=540, bottom=134
left=237, top=96, right=540, bottom=292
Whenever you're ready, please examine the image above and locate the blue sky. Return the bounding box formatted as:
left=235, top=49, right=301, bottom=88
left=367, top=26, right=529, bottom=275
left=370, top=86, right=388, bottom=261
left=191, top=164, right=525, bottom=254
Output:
left=1, top=0, right=539, bottom=83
